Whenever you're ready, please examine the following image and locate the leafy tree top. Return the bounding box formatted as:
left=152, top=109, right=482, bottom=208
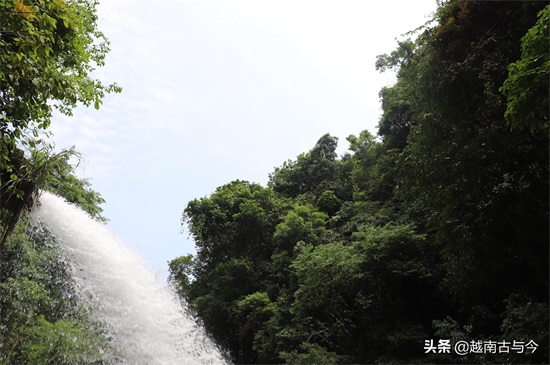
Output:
left=501, top=5, right=549, bottom=133
left=0, top=0, right=121, bottom=166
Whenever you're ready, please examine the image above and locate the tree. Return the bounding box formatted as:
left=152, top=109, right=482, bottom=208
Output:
left=381, top=0, right=548, bottom=340
left=231, top=292, right=277, bottom=364
left=0, top=221, right=115, bottom=364
left=280, top=342, right=340, bottom=365
left=316, top=190, right=341, bottom=216
left=501, top=5, right=549, bottom=133
left=38, top=146, right=106, bottom=222
left=0, top=0, right=120, bottom=195
left=178, top=180, right=288, bottom=363
left=273, top=204, right=327, bottom=253
left=289, top=241, right=362, bottom=360
left=172, top=2, right=549, bottom=363
left=1, top=146, right=106, bottom=250
left=0, top=1, right=117, bottom=362
left=375, top=40, right=418, bottom=151
left=183, top=180, right=285, bottom=273
left=0, top=0, right=121, bottom=144
left=287, top=224, right=437, bottom=363
left=167, top=254, right=194, bottom=300
left=269, top=134, right=339, bottom=198
left=192, top=257, right=259, bottom=360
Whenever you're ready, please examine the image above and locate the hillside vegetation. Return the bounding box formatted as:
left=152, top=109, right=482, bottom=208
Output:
left=169, top=2, right=549, bottom=363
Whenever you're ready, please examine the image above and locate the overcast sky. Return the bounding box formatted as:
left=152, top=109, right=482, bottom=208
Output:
left=50, top=0, right=438, bottom=281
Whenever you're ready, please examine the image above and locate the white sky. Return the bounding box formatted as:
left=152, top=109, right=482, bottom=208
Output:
left=50, top=0, right=438, bottom=281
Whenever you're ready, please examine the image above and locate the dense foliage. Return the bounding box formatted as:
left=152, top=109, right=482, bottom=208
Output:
left=0, top=147, right=113, bottom=364
left=0, top=151, right=112, bottom=364
left=170, top=2, right=549, bottom=364
left=0, top=0, right=120, bottom=153
left=0, top=219, right=117, bottom=364
left=0, top=0, right=120, bottom=211
left=0, top=146, right=112, bottom=364
left=1, top=0, right=116, bottom=362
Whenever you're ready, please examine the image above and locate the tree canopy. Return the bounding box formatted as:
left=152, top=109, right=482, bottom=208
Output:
left=0, top=0, right=120, bottom=154
left=0, top=1, right=117, bottom=362
left=170, top=2, right=549, bottom=364
left=0, top=0, right=119, bottom=218
left=1, top=0, right=114, bottom=245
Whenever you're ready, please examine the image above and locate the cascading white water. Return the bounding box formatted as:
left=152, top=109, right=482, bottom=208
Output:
left=30, top=191, right=228, bottom=365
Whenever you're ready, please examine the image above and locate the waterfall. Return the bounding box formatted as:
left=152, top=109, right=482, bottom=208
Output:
left=30, top=191, right=228, bottom=365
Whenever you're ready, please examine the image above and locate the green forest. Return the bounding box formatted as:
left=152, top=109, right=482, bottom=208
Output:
left=168, top=1, right=549, bottom=364
left=0, top=0, right=548, bottom=364
left=0, top=0, right=119, bottom=362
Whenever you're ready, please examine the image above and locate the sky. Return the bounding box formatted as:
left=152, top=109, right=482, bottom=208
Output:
left=50, top=0, right=438, bottom=282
